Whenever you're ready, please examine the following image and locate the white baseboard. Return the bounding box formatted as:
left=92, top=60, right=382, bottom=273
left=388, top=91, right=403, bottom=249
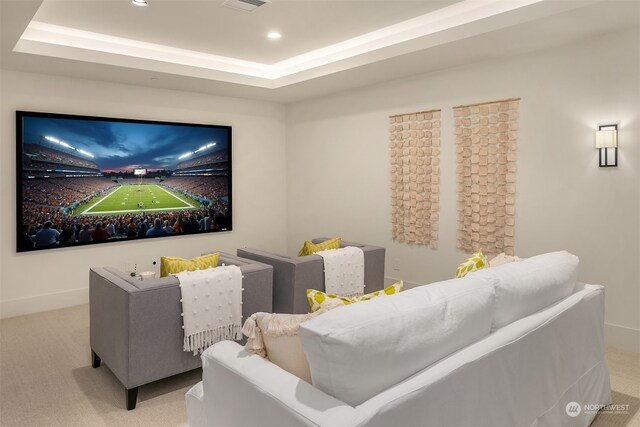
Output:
left=384, top=277, right=639, bottom=353
left=0, top=287, right=88, bottom=319
left=604, top=322, right=640, bottom=353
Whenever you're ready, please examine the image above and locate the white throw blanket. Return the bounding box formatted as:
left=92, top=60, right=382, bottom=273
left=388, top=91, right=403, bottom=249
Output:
left=316, top=246, right=365, bottom=297
left=176, top=265, right=243, bottom=355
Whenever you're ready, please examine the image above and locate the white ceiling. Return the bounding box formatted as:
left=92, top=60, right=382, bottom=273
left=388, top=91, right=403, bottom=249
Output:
left=1, top=0, right=639, bottom=103
left=32, top=0, right=462, bottom=64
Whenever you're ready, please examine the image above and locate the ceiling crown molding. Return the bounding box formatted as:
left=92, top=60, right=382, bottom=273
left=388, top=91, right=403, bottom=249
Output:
left=16, top=0, right=601, bottom=89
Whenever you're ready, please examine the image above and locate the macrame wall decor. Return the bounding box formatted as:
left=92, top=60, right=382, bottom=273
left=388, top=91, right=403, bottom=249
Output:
left=454, top=98, right=520, bottom=256
left=389, top=109, right=441, bottom=249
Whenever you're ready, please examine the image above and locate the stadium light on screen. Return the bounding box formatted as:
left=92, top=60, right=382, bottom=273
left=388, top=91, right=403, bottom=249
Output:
left=77, top=149, right=95, bottom=158
left=178, top=141, right=216, bottom=159
left=44, top=135, right=95, bottom=158
left=195, top=142, right=216, bottom=153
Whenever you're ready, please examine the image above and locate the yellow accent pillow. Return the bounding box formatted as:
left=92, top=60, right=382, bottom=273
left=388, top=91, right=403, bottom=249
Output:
left=307, top=280, right=404, bottom=312
left=454, top=249, right=487, bottom=278
left=297, top=238, right=342, bottom=257
left=160, top=253, right=220, bottom=277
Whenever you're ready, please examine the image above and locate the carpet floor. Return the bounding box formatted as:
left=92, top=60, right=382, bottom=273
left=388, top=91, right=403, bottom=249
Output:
left=0, top=304, right=638, bottom=426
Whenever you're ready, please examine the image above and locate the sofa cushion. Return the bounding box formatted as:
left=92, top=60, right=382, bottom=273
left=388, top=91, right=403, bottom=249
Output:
left=307, top=280, right=403, bottom=312
left=471, top=250, right=578, bottom=331
left=160, top=253, right=220, bottom=277
left=298, top=238, right=341, bottom=257
left=299, top=276, right=496, bottom=406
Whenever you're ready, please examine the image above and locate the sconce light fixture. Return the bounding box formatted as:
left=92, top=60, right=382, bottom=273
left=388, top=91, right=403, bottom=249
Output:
left=595, top=124, right=618, bottom=167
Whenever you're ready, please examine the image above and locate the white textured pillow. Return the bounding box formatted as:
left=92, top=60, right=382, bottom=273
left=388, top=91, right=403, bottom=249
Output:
left=489, top=252, right=522, bottom=267
left=471, top=250, right=578, bottom=331
left=299, top=276, right=496, bottom=406
left=243, top=311, right=325, bottom=383
left=261, top=333, right=311, bottom=383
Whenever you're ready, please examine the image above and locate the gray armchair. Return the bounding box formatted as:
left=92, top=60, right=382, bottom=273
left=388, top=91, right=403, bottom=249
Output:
left=89, top=252, right=273, bottom=410
left=238, top=238, right=385, bottom=314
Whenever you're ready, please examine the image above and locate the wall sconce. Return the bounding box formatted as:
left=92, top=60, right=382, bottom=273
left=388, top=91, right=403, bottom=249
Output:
left=595, top=124, right=618, bottom=167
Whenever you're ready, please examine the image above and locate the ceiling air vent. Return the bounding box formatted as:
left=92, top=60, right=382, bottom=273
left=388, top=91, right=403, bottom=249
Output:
left=222, top=0, right=270, bottom=12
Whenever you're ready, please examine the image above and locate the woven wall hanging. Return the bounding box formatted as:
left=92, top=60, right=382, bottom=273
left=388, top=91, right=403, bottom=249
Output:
left=389, top=109, right=441, bottom=248
left=454, top=98, right=520, bottom=255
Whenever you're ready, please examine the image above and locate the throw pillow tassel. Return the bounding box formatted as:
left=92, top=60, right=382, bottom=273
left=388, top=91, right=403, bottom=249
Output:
left=242, top=314, right=266, bottom=357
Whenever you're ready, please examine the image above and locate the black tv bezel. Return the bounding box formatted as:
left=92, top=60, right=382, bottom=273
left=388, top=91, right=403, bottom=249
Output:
left=16, top=110, right=233, bottom=253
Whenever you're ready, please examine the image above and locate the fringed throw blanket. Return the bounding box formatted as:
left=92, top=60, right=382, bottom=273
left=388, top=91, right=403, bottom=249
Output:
left=315, top=246, right=365, bottom=297
left=176, top=265, right=243, bottom=355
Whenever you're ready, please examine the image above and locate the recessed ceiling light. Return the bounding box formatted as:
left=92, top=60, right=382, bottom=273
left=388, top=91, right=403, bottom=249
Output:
left=267, top=32, right=281, bottom=40
left=130, top=0, right=148, bottom=7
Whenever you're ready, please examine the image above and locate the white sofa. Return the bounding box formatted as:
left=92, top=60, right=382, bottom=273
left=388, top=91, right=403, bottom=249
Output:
left=186, top=252, right=611, bottom=426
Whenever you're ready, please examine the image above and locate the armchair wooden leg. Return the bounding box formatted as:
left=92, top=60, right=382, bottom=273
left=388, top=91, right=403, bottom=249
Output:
left=91, top=350, right=101, bottom=368
left=126, top=387, right=139, bottom=410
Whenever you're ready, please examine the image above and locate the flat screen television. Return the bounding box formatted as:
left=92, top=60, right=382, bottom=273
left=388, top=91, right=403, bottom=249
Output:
left=16, top=111, right=232, bottom=252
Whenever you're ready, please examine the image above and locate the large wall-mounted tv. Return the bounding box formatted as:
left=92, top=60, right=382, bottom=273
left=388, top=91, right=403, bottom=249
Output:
left=16, top=111, right=232, bottom=252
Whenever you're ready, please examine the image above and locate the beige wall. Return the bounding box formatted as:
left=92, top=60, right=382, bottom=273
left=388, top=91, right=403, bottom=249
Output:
left=1, top=29, right=638, bottom=351
left=0, top=70, right=288, bottom=318
left=286, top=29, right=639, bottom=351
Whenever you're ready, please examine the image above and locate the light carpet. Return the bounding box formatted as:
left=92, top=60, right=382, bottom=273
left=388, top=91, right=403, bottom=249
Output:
left=0, top=304, right=638, bottom=426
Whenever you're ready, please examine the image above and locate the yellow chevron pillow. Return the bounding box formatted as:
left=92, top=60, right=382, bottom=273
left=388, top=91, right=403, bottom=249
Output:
left=160, top=253, right=220, bottom=277
left=297, top=238, right=341, bottom=257
left=454, top=249, right=487, bottom=278
left=307, top=281, right=404, bottom=313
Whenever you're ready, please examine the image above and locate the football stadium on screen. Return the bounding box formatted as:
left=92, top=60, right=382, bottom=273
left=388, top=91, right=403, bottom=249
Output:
left=18, top=112, right=231, bottom=252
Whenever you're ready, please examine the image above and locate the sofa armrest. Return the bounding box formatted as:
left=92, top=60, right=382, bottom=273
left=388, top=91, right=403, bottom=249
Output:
left=238, top=261, right=274, bottom=318
left=89, top=268, right=138, bottom=387
left=199, top=341, right=359, bottom=427
left=200, top=251, right=275, bottom=315
left=312, top=238, right=386, bottom=293
left=238, top=248, right=324, bottom=313
left=215, top=252, right=268, bottom=267
left=237, top=247, right=293, bottom=263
